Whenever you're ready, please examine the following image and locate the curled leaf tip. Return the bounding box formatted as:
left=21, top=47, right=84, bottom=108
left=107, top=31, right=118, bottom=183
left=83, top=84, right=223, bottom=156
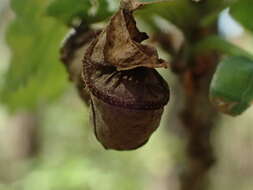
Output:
left=88, top=7, right=168, bottom=70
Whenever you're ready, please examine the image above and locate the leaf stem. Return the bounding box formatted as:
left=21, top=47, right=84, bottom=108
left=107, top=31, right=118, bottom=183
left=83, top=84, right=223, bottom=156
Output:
left=192, top=35, right=253, bottom=60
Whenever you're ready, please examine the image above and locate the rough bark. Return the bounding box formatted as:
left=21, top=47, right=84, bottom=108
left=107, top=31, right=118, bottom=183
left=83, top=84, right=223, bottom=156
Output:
left=176, top=28, right=220, bottom=190
left=178, top=53, right=219, bottom=190
left=157, top=26, right=220, bottom=190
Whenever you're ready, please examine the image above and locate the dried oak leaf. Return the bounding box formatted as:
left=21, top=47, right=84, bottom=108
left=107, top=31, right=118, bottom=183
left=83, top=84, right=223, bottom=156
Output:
left=89, top=8, right=168, bottom=71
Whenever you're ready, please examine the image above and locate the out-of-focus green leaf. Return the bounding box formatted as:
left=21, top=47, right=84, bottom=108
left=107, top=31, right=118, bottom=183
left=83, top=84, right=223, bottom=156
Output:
left=46, top=0, right=91, bottom=24
left=1, top=0, right=68, bottom=112
left=137, top=0, right=234, bottom=32
left=193, top=35, right=253, bottom=60
left=230, top=0, right=253, bottom=32
left=210, top=56, right=253, bottom=116
left=199, top=0, right=230, bottom=27
left=94, top=0, right=113, bottom=23
left=46, top=0, right=112, bottom=25
left=137, top=1, right=199, bottom=32
left=198, top=0, right=242, bottom=27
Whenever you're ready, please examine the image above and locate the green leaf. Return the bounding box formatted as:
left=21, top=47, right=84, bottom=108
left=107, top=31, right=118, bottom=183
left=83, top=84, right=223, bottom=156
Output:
left=46, top=0, right=112, bottom=25
left=94, top=0, right=113, bottom=23
left=199, top=0, right=244, bottom=27
left=210, top=56, right=253, bottom=116
left=230, top=0, right=253, bottom=32
left=137, top=0, right=234, bottom=32
left=1, top=0, right=69, bottom=112
left=46, top=0, right=91, bottom=24
left=193, top=35, right=253, bottom=60
left=137, top=1, right=199, bottom=31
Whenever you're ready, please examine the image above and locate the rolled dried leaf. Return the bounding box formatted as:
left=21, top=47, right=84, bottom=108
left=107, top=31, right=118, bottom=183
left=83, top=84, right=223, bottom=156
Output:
left=82, top=1, right=170, bottom=150
left=89, top=8, right=168, bottom=70
left=84, top=64, right=169, bottom=150
left=83, top=40, right=169, bottom=150
left=90, top=95, right=164, bottom=150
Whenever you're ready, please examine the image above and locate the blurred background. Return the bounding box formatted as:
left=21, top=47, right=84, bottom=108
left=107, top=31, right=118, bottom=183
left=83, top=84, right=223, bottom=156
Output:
left=1, top=0, right=253, bottom=190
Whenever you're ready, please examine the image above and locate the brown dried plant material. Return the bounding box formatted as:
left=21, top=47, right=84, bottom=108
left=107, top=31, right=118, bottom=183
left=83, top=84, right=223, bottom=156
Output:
left=83, top=38, right=170, bottom=150
left=89, top=8, right=169, bottom=71
left=60, top=25, right=100, bottom=105
left=90, top=95, right=164, bottom=150
left=82, top=1, right=170, bottom=150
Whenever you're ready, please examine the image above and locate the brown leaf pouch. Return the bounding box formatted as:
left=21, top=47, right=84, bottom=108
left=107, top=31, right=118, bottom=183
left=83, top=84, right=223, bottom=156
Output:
left=82, top=8, right=170, bottom=150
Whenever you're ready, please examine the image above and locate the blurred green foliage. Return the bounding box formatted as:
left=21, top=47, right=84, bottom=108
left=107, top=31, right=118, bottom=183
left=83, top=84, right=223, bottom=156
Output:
left=193, top=35, right=253, bottom=59
left=1, top=0, right=68, bottom=112
left=46, top=0, right=112, bottom=25
left=230, top=0, right=253, bottom=33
